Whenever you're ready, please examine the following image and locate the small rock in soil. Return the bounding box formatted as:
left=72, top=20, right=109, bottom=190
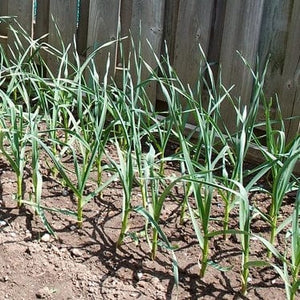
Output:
left=62, top=188, right=69, bottom=196
left=0, top=220, right=7, bottom=227
left=134, top=270, right=143, bottom=281
left=70, top=248, right=83, bottom=257
left=36, top=286, right=54, bottom=299
left=0, top=276, right=9, bottom=282
left=40, top=233, right=51, bottom=242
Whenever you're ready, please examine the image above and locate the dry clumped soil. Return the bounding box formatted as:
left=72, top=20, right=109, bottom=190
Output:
left=0, top=155, right=294, bottom=299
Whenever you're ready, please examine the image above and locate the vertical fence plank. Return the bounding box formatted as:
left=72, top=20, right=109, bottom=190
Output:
left=173, top=0, right=214, bottom=88
left=219, top=0, right=265, bottom=131
left=278, top=0, right=300, bottom=139
left=129, top=0, right=165, bottom=106
left=7, top=0, right=33, bottom=34
left=48, top=0, right=77, bottom=73
left=0, top=0, right=8, bottom=50
left=7, top=0, right=33, bottom=58
left=116, top=0, right=133, bottom=66
left=77, top=0, right=90, bottom=56
left=256, top=0, right=293, bottom=126
left=155, top=0, right=179, bottom=105
left=86, top=0, right=120, bottom=81
left=0, top=0, right=8, bottom=34
left=207, top=0, right=227, bottom=75
left=35, top=0, right=50, bottom=41
left=161, top=0, right=180, bottom=64
left=258, top=0, right=293, bottom=99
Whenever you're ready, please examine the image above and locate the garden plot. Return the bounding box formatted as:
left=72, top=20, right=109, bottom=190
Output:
left=0, top=22, right=299, bottom=299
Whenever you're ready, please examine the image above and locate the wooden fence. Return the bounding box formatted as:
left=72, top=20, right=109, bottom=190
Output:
left=0, top=0, right=299, bottom=138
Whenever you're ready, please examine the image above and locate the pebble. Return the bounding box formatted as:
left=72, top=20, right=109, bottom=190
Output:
left=134, top=270, right=143, bottom=281
left=0, top=220, right=6, bottom=227
left=62, top=189, right=69, bottom=196
left=41, top=233, right=51, bottom=242
left=70, top=248, right=83, bottom=257
left=25, top=230, right=32, bottom=238
left=0, top=276, right=9, bottom=282
left=36, top=287, right=53, bottom=299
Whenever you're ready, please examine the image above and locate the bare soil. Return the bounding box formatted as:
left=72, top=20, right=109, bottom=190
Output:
left=0, top=153, right=296, bottom=300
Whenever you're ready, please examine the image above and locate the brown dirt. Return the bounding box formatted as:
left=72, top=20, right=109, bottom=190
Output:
left=0, top=154, right=296, bottom=300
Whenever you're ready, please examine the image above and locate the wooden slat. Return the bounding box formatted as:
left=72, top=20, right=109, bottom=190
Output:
left=173, top=0, right=214, bottom=87
left=218, top=0, right=265, bottom=131
left=128, top=0, right=165, bottom=106
left=116, top=0, right=133, bottom=67
left=34, top=0, right=50, bottom=41
left=155, top=0, right=179, bottom=104
left=7, top=0, right=32, bottom=33
left=256, top=0, right=293, bottom=125
left=86, top=0, right=120, bottom=81
left=207, top=0, right=227, bottom=76
left=48, top=0, right=77, bottom=73
left=0, top=0, right=8, bottom=52
left=7, top=0, right=33, bottom=58
left=258, top=0, right=293, bottom=99
left=0, top=0, right=8, bottom=36
left=278, top=0, right=300, bottom=140
left=160, top=0, right=180, bottom=65
left=77, top=0, right=90, bottom=56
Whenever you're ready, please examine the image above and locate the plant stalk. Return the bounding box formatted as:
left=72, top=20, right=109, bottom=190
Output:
left=199, top=236, right=209, bottom=278
left=117, top=208, right=130, bottom=247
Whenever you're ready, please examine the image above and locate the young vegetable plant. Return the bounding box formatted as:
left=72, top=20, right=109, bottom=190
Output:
left=108, top=139, right=135, bottom=248
left=140, top=144, right=166, bottom=259
left=218, top=56, right=269, bottom=241
left=153, top=60, right=237, bottom=278
left=253, top=95, right=300, bottom=256
left=36, top=131, right=115, bottom=228
left=106, top=92, right=136, bottom=246
left=0, top=94, right=29, bottom=207
left=246, top=189, right=300, bottom=300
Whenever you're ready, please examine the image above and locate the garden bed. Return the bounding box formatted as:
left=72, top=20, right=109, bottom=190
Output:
left=0, top=23, right=299, bottom=299
left=0, top=154, right=295, bottom=300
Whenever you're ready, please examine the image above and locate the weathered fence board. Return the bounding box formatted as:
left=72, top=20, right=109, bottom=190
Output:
left=160, top=0, right=179, bottom=65
left=258, top=0, right=293, bottom=101
left=116, top=0, right=165, bottom=105
left=0, top=0, right=8, bottom=36
left=77, top=0, right=90, bottom=56
left=35, top=0, right=50, bottom=41
left=278, top=0, right=300, bottom=140
left=86, top=0, right=120, bottom=80
left=131, top=0, right=165, bottom=104
left=0, top=0, right=298, bottom=137
left=47, top=0, right=77, bottom=73
left=7, top=0, right=33, bottom=58
left=0, top=0, right=8, bottom=51
left=219, top=0, right=265, bottom=131
left=206, top=0, right=226, bottom=76
left=173, top=0, right=214, bottom=87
